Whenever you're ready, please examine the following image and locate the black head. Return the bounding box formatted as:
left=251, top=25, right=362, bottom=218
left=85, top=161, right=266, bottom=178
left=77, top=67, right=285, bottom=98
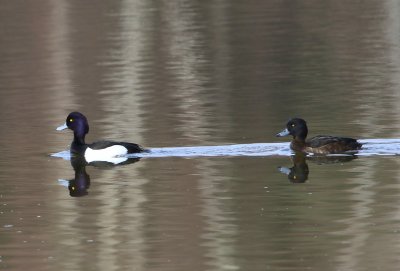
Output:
left=276, top=118, right=308, bottom=140
left=56, top=112, right=90, bottom=153
left=65, top=112, right=89, bottom=136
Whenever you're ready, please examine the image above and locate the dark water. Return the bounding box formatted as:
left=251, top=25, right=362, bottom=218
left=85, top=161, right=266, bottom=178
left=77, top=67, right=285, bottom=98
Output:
left=2, top=1, right=400, bottom=270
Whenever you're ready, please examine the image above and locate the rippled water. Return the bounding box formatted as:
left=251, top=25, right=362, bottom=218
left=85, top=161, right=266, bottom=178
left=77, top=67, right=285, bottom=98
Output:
left=52, top=139, right=400, bottom=160
left=2, top=1, right=400, bottom=271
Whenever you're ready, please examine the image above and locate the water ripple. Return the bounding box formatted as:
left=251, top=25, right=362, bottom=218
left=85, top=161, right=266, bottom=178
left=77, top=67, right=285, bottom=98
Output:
left=51, top=139, right=400, bottom=160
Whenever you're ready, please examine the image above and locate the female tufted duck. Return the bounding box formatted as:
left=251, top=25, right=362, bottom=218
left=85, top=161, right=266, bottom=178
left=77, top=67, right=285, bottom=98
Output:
left=57, top=112, right=146, bottom=162
left=276, top=118, right=362, bottom=154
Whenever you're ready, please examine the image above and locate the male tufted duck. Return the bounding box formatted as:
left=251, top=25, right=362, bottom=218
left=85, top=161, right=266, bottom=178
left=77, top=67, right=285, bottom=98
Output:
left=276, top=118, right=362, bottom=154
left=57, top=112, right=146, bottom=162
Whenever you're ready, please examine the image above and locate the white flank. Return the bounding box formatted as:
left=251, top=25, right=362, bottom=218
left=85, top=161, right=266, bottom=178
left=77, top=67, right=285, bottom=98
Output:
left=85, top=145, right=128, bottom=163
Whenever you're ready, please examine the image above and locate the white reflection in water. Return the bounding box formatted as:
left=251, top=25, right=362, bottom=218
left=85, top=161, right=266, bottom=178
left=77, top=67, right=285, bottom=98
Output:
left=52, top=139, right=400, bottom=161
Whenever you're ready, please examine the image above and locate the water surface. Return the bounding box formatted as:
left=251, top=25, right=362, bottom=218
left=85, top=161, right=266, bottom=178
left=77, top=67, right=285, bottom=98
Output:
left=2, top=1, right=400, bottom=271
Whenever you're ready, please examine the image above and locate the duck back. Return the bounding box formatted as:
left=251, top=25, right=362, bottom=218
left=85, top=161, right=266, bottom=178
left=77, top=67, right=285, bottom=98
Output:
left=305, top=135, right=362, bottom=154
left=89, top=141, right=146, bottom=153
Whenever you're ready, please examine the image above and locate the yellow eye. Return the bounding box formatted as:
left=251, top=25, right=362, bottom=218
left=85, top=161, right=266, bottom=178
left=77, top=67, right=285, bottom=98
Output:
left=69, top=118, right=74, bottom=123
left=291, top=124, right=295, bottom=127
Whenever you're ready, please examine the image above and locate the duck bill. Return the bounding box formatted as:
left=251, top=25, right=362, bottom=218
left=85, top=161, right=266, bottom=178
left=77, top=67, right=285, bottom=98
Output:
left=276, top=128, right=290, bottom=137
left=278, top=166, right=291, bottom=175
left=56, top=123, right=68, bottom=131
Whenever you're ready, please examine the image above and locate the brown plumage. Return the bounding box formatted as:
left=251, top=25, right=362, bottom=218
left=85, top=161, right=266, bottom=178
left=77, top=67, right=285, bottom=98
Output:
left=276, top=118, right=362, bottom=154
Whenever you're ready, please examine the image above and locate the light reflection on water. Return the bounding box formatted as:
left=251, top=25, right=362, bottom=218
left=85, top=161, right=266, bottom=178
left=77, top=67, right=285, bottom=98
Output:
left=2, top=1, right=400, bottom=271
left=52, top=139, right=400, bottom=160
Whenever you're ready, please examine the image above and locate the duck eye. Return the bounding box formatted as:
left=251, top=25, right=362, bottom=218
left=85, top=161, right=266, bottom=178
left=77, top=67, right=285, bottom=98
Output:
left=291, top=124, right=295, bottom=127
left=69, top=118, right=74, bottom=123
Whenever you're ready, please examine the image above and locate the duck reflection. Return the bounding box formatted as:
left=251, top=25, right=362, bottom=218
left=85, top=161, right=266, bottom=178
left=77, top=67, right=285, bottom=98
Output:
left=58, top=156, right=140, bottom=197
left=278, top=152, right=357, bottom=183
left=278, top=152, right=309, bottom=183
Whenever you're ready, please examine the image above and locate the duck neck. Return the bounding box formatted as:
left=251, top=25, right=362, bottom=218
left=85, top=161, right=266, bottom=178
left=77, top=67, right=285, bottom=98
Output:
left=291, top=133, right=307, bottom=152
left=293, top=135, right=306, bottom=143
left=71, top=132, right=87, bottom=155
left=73, top=131, right=86, bottom=146
left=290, top=137, right=306, bottom=152
left=293, top=126, right=308, bottom=142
